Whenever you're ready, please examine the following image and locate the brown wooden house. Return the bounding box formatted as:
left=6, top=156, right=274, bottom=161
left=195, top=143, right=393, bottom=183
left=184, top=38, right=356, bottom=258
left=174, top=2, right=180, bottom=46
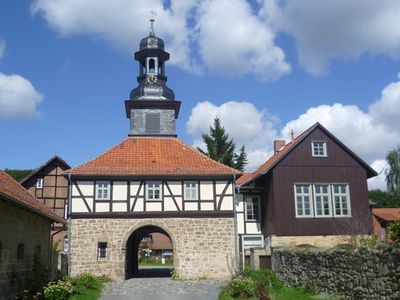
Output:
left=20, top=156, right=70, bottom=251
left=236, top=123, right=377, bottom=250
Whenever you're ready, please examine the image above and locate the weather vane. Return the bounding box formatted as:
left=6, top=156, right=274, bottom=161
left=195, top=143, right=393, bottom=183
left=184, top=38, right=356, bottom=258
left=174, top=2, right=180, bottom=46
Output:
left=149, top=10, right=157, bottom=35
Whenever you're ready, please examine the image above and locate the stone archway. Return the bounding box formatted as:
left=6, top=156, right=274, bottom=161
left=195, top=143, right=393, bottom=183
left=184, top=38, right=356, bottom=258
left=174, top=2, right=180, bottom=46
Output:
left=124, top=224, right=175, bottom=279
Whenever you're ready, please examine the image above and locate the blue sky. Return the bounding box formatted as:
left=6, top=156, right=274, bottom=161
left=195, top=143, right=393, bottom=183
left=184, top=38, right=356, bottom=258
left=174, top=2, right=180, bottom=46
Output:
left=1, top=0, right=400, bottom=190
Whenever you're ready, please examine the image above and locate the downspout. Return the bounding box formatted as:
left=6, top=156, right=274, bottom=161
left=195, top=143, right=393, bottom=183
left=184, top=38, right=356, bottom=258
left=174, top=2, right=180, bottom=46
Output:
left=67, top=173, right=72, bottom=275
left=232, top=174, right=240, bottom=275
left=49, top=225, right=65, bottom=279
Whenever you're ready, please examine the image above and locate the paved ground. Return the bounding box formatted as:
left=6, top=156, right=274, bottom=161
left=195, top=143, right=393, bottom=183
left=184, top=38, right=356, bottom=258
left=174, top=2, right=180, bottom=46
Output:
left=99, top=266, right=224, bottom=300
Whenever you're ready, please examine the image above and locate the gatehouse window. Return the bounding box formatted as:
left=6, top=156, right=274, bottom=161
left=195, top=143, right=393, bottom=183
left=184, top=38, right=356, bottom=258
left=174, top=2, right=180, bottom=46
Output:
left=97, top=242, right=108, bottom=260
left=312, top=141, right=327, bottom=157
left=96, top=181, right=110, bottom=200
left=245, top=196, right=260, bottom=221
left=17, top=243, right=24, bottom=261
left=147, top=181, right=161, bottom=200
left=36, top=178, right=43, bottom=189
left=145, top=113, right=161, bottom=133
left=184, top=181, right=198, bottom=200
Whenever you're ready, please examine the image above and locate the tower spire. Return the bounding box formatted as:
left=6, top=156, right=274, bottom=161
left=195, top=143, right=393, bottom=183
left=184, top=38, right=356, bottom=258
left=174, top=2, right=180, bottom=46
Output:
left=149, top=11, right=156, bottom=36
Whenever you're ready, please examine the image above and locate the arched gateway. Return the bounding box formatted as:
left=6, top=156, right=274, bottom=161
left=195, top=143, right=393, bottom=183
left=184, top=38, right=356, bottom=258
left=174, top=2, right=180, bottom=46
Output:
left=124, top=223, right=175, bottom=278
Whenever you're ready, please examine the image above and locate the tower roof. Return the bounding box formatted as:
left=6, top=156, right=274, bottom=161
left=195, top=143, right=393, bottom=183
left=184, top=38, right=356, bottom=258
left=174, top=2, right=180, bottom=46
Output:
left=68, top=137, right=241, bottom=176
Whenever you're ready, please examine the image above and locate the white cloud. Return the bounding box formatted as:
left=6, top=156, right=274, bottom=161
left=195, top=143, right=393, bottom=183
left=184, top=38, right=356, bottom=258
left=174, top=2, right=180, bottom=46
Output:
left=0, top=73, right=43, bottom=118
left=262, top=0, right=400, bottom=75
left=186, top=101, right=278, bottom=170
left=368, top=160, right=387, bottom=190
left=194, top=0, right=291, bottom=80
left=32, top=0, right=290, bottom=80
left=0, top=39, right=5, bottom=59
left=187, top=75, right=400, bottom=190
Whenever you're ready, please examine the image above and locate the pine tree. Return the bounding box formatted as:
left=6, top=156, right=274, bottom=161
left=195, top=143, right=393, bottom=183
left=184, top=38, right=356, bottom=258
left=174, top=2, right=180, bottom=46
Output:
left=198, top=117, right=248, bottom=171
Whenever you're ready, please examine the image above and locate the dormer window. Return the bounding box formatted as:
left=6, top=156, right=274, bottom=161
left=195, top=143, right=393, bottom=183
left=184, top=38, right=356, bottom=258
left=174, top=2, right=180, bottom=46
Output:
left=312, top=141, right=327, bottom=157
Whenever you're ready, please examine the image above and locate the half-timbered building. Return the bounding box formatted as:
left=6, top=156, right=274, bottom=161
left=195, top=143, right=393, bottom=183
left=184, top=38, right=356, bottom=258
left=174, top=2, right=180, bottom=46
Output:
left=236, top=123, right=377, bottom=257
left=67, top=22, right=240, bottom=280
left=21, top=156, right=70, bottom=251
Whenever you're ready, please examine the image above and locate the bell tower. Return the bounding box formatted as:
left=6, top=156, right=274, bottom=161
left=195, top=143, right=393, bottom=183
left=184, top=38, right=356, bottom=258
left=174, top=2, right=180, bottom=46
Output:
left=125, top=19, right=181, bottom=137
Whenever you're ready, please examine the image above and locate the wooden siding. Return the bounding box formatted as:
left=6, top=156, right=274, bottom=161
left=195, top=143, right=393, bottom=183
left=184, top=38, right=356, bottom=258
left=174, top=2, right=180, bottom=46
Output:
left=265, top=127, right=372, bottom=236
left=22, top=161, right=69, bottom=219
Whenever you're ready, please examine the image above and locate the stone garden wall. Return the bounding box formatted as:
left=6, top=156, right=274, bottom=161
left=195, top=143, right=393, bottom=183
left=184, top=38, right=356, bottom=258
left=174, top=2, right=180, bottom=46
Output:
left=272, top=247, right=400, bottom=299
left=70, top=217, right=237, bottom=281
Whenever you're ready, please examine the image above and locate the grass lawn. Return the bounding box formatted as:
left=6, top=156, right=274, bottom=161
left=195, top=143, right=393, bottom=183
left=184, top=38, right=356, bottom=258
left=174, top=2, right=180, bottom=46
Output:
left=69, top=282, right=104, bottom=300
left=219, top=288, right=337, bottom=300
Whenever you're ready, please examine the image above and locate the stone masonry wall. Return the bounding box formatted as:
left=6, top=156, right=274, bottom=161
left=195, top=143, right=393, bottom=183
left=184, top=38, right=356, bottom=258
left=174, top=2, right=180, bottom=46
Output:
left=70, top=218, right=237, bottom=280
left=0, top=200, right=51, bottom=300
left=272, top=247, right=400, bottom=300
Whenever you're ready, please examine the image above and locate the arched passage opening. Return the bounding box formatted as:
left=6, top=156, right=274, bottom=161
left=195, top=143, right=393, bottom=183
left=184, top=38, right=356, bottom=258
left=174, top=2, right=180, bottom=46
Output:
left=125, top=225, right=174, bottom=279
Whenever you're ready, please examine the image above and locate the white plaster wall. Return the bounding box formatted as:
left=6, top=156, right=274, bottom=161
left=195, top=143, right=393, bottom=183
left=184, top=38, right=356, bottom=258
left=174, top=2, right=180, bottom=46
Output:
left=96, top=203, right=109, bottom=212
left=73, top=181, right=94, bottom=196
left=236, top=194, right=244, bottom=212
left=237, top=212, right=245, bottom=234
left=113, top=182, right=127, bottom=200
left=146, top=202, right=162, bottom=211
left=130, top=182, right=142, bottom=196
left=164, top=197, right=179, bottom=211
left=200, top=181, right=213, bottom=200
left=72, top=199, right=89, bottom=212
left=246, top=222, right=262, bottom=234
left=113, top=203, right=127, bottom=212
left=200, top=202, right=214, bottom=211
left=220, top=195, right=233, bottom=210
left=216, top=181, right=228, bottom=194
left=132, top=198, right=144, bottom=212
left=167, top=181, right=182, bottom=195
left=184, top=202, right=198, bottom=211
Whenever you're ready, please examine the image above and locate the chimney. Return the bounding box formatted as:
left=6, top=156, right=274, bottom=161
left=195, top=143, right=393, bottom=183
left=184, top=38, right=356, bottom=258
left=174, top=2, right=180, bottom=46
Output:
left=274, top=140, right=285, bottom=154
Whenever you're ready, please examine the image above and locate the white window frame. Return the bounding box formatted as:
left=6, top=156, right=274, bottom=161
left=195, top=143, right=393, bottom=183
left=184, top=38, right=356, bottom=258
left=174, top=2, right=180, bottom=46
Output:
left=245, top=196, right=261, bottom=221
left=97, top=242, right=108, bottom=260
left=313, top=184, right=333, bottom=218
left=294, top=184, right=313, bottom=218
left=36, top=178, right=43, bottom=189
left=184, top=181, right=198, bottom=200
left=332, top=184, right=351, bottom=217
left=242, top=235, right=264, bottom=250
left=146, top=181, right=161, bottom=201
left=96, top=181, right=110, bottom=200
left=311, top=141, right=327, bottom=157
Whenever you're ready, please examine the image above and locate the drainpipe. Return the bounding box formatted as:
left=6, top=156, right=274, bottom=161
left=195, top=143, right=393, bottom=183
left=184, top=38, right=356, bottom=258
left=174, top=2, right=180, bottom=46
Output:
left=232, top=174, right=240, bottom=275
left=67, top=173, right=72, bottom=275
left=49, top=225, right=65, bottom=279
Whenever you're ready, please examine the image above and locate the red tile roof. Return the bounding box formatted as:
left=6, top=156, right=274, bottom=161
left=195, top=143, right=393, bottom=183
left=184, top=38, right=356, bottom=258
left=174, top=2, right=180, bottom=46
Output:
left=0, top=170, right=65, bottom=223
left=68, top=137, right=241, bottom=176
left=235, top=173, right=254, bottom=185
left=236, top=123, right=377, bottom=186
left=372, top=208, right=400, bottom=222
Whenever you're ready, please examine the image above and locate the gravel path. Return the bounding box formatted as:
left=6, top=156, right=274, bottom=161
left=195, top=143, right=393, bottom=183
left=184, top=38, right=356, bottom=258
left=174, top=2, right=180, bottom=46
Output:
left=99, top=267, right=224, bottom=300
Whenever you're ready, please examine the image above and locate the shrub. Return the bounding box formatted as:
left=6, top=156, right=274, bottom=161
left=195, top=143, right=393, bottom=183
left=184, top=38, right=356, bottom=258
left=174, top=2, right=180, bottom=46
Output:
left=170, top=269, right=181, bottom=280
left=242, top=268, right=283, bottom=291
left=389, top=220, right=400, bottom=247
left=376, top=242, right=391, bottom=250
left=229, top=276, right=255, bottom=298
left=359, top=236, right=377, bottom=249
left=43, top=280, right=73, bottom=300
left=75, top=273, right=97, bottom=288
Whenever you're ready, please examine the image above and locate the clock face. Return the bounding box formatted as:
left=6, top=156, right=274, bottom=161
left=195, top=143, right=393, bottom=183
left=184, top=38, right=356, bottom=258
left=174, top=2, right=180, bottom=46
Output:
left=146, top=74, right=158, bottom=84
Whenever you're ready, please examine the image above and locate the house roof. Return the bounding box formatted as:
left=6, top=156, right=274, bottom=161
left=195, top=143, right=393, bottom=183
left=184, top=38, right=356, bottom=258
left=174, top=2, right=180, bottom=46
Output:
left=236, top=123, right=378, bottom=186
left=0, top=170, right=65, bottom=224
left=235, top=173, right=253, bottom=185
left=68, top=137, right=241, bottom=176
left=372, top=208, right=400, bottom=222
left=20, top=155, right=71, bottom=185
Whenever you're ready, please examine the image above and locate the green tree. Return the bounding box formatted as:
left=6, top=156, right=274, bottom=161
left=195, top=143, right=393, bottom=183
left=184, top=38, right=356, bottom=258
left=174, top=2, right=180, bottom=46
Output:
left=4, top=169, right=33, bottom=182
left=198, top=117, right=248, bottom=171
left=386, top=146, right=400, bottom=197
left=368, top=189, right=399, bottom=208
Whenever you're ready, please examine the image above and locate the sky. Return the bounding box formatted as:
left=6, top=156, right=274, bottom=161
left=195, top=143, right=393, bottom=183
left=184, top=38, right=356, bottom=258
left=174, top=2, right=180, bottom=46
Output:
left=1, top=0, right=400, bottom=190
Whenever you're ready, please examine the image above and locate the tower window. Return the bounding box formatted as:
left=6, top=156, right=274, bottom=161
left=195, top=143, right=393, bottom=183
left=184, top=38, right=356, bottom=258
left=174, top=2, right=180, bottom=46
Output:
left=145, top=113, right=161, bottom=133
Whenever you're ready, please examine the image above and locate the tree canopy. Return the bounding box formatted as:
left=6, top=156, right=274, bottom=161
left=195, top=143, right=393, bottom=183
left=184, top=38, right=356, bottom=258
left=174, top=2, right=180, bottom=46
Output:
left=4, top=169, right=33, bottom=182
left=198, top=117, right=248, bottom=172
